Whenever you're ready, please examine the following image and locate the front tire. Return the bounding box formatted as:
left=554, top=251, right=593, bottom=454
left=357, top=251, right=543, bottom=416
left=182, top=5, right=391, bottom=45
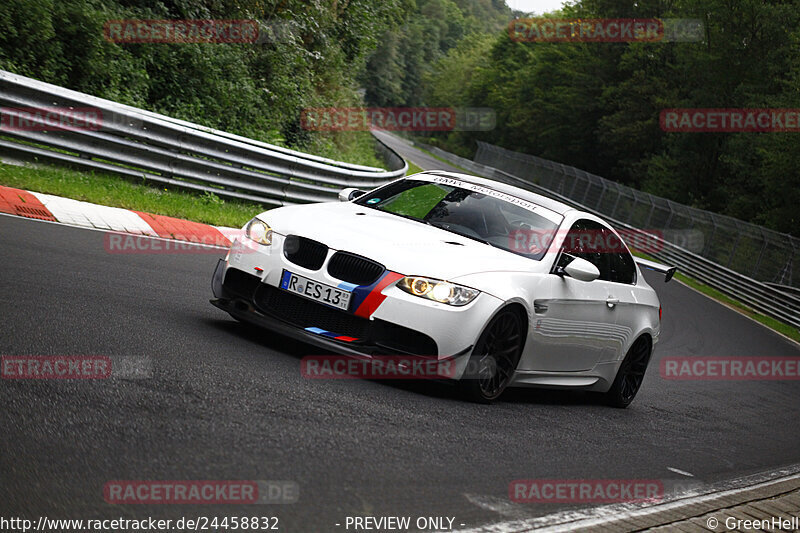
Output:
left=605, top=336, right=652, bottom=408
left=460, top=308, right=525, bottom=403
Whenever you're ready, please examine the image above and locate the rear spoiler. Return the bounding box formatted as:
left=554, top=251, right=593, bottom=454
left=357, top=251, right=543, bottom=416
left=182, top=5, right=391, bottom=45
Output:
left=635, top=257, right=677, bottom=282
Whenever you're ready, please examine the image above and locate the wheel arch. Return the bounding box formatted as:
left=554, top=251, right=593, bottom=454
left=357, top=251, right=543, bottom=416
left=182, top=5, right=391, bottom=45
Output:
left=626, top=330, right=654, bottom=360
left=495, top=300, right=530, bottom=356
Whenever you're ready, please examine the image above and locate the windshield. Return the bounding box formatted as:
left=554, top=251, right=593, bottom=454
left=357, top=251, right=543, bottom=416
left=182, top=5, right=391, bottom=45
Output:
left=355, top=178, right=561, bottom=260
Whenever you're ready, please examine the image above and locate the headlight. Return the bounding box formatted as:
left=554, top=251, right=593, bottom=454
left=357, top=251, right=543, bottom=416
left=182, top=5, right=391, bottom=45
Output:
left=245, top=218, right=272, bottom=245
left=398, top=276, right=479, bottom=306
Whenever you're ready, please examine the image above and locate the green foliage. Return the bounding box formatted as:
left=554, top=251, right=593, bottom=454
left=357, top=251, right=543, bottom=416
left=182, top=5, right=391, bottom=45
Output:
left=303, top=131, right=384, bottom=169
left=201, top=190, right=223, bottom=205
left=0, top=0, right=404, bottom=164
left=416, top=0, right=800, bottom=236
left=0, top=161, right=259, bottom=227
left=406, top=160, right=424, bottom=175
left=361, top=0, right=512, bottom=107
left=424, top=33, right=495, bottom=107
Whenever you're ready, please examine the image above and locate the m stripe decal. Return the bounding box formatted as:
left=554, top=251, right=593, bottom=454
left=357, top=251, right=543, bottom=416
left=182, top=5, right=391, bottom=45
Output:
left=353, top=272, right=404, bottom=318
left=304, top=327, right=357, bottom=342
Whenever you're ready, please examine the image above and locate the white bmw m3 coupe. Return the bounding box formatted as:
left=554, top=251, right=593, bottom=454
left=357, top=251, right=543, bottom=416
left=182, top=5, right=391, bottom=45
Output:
left=211, top=171, right=675, bottom=406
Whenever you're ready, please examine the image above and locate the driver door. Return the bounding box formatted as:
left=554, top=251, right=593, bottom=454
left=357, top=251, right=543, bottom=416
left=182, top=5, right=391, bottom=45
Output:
left=523, top=220, right=621, bottom=372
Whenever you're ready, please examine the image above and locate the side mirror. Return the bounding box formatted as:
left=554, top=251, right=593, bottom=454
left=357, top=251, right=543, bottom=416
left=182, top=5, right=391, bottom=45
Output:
left=338, top=187, right=366, bottom=202
left=562, top=257, right=600, bottom=282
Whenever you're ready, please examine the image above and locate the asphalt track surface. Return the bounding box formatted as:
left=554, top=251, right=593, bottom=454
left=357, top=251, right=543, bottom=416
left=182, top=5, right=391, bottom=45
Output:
left=372, top=131, right=465, bottom=175
left=2, top=152, right=800, bottom=531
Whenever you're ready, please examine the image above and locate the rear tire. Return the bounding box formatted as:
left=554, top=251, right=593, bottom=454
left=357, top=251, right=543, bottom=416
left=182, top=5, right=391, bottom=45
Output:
left=605, top=336, right=652, bottom=408
left=460, top=308, right=525, bottom=403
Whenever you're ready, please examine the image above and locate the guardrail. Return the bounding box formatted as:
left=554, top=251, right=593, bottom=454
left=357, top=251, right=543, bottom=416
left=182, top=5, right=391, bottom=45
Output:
left=414, top=141, right=800, bottom=330
left=475, top=142, right=799, bottom=290
left=0, top=70, right=407, bottom=207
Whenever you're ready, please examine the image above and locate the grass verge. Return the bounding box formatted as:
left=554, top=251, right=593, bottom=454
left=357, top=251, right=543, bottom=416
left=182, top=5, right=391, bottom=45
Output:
left=407, top=160, right=424, bottom=175
left=672, top=271, right=800, bottom=343
left=0, top=162, right=263, bottom=228
left=0, top=151, right=418, bottom=228
left=411, top=144, right=480, bottom=176
left=632, top=251, right=800, bottom=343
left=0, top=131, right=410, bottom=228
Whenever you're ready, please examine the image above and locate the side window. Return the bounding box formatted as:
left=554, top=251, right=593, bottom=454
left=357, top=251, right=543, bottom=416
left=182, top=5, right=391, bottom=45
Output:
left=558, top=219, right=612, bottom=281
left=609, top=248, right=636, bottom=284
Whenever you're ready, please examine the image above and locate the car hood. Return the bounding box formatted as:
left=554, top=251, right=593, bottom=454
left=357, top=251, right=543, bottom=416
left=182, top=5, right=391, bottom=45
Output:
left=260, top=201, right=547, bottom=279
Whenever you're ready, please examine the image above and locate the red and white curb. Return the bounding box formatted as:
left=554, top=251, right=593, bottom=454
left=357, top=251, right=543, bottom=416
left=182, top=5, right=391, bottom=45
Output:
left=0, top=185, right=241, bottom=246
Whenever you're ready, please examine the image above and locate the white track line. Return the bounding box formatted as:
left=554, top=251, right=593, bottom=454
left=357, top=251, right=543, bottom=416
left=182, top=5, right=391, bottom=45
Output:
left=457, top=464, right=800, bottom=532
left=667, top=467, right=695, bottom=477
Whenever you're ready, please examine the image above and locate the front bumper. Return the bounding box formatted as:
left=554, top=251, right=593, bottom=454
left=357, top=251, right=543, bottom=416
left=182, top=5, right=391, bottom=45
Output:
left=210, top=237, right=502, bottom=378
left=210, top=295, right=427, bottom=358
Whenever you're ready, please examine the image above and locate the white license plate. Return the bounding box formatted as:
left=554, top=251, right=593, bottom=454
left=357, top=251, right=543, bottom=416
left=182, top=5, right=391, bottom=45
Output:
left=279, top=270, right=352, bottom=311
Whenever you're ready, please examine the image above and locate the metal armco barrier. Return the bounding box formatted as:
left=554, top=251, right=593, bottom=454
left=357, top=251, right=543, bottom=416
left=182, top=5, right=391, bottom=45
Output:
left=416, top=141, right=800, bottom=330
left=474, top=142, right=798, bottom=290
left=0, top=70, right=407, bottom=207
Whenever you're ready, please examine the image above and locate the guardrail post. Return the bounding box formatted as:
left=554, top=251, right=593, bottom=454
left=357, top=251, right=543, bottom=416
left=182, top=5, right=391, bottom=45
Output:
left=581, top=177, right=593, bottom=204
left=610, top=191, right=622, bottom=220
left=702, top=215, right=717, bottom=257
left=725, top=220, right=743, bottom=269
left=774, top=257, right=793, bottom=286
left=594, top=180, right=608, bottom=211
left=644, top=196, right=656, bottom=229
